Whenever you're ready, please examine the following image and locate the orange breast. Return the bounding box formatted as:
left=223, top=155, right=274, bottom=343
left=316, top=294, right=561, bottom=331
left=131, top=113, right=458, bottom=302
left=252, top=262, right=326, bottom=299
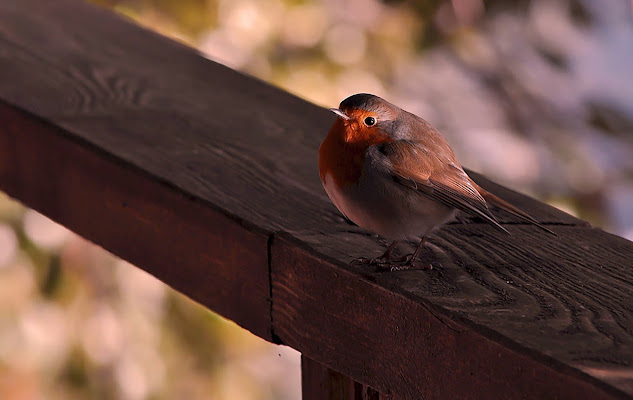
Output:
left=319, top=117, right=391, bottom=188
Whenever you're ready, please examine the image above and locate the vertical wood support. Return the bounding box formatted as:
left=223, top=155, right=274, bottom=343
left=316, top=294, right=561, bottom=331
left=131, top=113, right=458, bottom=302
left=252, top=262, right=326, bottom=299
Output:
left=301, top=356, right=387, bottom=400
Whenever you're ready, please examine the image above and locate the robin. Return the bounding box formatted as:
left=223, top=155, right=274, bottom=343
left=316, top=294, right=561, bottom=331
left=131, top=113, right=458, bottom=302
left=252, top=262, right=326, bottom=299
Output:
left=319, top=93, right=555, bottom=270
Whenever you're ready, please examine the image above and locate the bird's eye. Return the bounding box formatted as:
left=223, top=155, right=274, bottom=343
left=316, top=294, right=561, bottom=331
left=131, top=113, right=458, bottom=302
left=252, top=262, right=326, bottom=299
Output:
left=364, top=116, right=376, bottom=126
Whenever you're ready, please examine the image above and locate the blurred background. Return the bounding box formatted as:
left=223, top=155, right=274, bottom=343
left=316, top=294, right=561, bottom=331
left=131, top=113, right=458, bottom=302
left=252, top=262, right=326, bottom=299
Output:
left=1, top=0, right=632, bottom=398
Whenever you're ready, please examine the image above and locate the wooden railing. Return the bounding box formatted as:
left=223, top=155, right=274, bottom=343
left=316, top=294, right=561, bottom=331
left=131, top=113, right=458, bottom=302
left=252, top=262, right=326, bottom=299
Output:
left=1, top=1, right=633, bottom=399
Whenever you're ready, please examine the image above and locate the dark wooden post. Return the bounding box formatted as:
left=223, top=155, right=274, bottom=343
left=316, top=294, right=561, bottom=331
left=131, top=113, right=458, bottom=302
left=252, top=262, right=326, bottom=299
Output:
left=302, top=356, right=385, bottom=400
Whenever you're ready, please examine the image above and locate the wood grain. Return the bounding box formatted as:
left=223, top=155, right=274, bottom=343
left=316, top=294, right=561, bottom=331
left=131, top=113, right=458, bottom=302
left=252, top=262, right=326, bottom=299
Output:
left=0, top=102, right=272, bottom=340
left=0, top=0, right=632, bottom=399
left=302, top=356, right=386, bottom=400
left=274, top=234, right=630, bottom=400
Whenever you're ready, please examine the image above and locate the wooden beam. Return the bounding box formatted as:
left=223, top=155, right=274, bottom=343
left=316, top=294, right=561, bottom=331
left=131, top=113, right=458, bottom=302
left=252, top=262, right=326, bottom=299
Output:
left=0, top=102, right=273, bottom=340
left=1, top=1, right=632, bottom=399
left=274, top=233, right=632, bottom=399
left=301, top=356, right=385, bottom=400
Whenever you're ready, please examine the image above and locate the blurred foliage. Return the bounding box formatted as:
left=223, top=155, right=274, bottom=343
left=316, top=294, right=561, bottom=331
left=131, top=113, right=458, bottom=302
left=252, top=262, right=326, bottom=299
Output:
left=91, top=0, right=217, bottom=37
left=2, top=0, right=633, bottom=399
left=0, top=192, right=299, bottom=400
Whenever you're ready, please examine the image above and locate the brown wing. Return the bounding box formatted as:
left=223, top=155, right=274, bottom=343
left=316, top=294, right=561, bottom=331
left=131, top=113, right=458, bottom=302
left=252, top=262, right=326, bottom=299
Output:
left=376, top=140, right=509, bottom=233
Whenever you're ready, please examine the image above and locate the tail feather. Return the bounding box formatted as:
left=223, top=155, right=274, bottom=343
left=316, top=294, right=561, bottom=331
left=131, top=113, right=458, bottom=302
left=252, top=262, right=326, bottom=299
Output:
left=474, top=183, right=559, bottom=237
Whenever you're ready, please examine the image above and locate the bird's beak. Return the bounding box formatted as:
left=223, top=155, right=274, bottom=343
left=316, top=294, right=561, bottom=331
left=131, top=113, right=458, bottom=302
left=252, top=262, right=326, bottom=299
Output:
left=329, top=108, right=350, bottom=120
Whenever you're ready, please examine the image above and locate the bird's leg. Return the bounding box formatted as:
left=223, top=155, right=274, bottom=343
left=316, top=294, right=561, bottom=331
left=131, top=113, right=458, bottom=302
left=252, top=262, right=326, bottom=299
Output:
left=379, top=240, right=399, bottom=261
left=410, top=235, right=429, bottom=260
left=382, top=228, right=435, bottom=271
left=350, top=241, right=399, bottom=266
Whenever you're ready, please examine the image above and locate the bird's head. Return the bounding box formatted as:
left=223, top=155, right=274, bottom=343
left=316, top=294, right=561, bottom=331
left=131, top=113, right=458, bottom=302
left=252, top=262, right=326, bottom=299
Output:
left=328, top=93, right=401, bottom=145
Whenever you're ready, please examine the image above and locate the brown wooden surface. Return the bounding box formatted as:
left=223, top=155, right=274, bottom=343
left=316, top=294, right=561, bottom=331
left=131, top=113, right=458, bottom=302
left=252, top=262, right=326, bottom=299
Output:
left=0, top=102, right=273, bottom=340
left=275, top=233, right=633, bottom=399
left=1, top=1, right=632, bottom=399
left=302, top=356, right=386, bottom=400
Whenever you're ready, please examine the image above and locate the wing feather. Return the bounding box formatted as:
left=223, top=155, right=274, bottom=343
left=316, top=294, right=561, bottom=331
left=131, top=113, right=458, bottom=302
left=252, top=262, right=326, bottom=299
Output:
left=375, top=140, right=508, bottom=233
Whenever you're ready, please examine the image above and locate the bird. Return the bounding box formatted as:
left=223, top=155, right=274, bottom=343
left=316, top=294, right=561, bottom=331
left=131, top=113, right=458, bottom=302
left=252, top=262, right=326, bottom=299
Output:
left=318, top=93, right=556, bottom=271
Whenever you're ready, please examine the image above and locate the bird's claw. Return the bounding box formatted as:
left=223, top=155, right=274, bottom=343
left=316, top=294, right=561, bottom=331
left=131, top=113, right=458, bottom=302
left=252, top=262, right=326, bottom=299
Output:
left=351, top=250, right=439, bottom=272
left=350, top=256, right=391, bottom=267
left=374, top=254, right=435, bottom=272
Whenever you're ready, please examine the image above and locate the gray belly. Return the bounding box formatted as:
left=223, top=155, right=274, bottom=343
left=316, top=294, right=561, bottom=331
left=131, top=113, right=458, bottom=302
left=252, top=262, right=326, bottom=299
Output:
left=323, top=169, right=456, bottom=240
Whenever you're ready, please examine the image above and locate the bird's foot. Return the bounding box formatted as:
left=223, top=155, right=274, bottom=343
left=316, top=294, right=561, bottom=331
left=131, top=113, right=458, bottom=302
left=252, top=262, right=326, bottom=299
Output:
left=375, top=255, right=437, bottom=272
left=350, top=255, right=394, bottom=267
